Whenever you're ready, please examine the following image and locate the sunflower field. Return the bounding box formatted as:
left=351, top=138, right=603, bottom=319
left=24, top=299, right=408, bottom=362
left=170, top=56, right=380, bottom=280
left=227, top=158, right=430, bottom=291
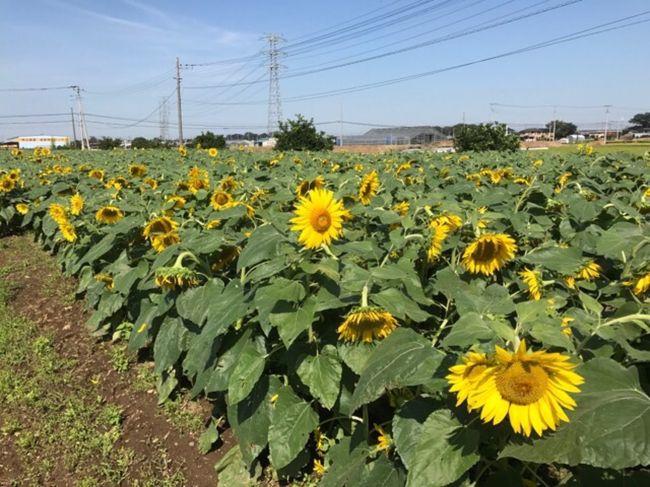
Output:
left=1, top=145, right=650, bottom=485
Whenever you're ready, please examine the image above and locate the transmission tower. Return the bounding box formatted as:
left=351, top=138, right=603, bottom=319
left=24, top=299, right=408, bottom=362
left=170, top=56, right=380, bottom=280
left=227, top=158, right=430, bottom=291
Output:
left=159, top=97, right=170, bottom=141
left=71, top=85, right=90, bottom=150
left=264, top=33, right=285, bottom=135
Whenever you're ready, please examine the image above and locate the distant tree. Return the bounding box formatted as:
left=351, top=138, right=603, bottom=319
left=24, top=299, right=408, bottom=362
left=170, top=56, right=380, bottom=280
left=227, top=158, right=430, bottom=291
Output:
left=453, top=123, right=520, bottom=152
left=97, top=137, right=122, bottom=150
left=546, top=120, right=577, bottom=140
left=629, top=112, right=650, bottom=129
left=131, top=137, right=151, bottom=149
left=275, top=114, right=334, bottom=151
left=192, top=131, right=226, bottom=149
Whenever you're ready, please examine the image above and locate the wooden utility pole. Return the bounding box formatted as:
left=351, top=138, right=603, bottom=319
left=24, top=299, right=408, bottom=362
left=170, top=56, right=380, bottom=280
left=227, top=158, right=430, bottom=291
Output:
left=70, top=107, right=77, bottom=146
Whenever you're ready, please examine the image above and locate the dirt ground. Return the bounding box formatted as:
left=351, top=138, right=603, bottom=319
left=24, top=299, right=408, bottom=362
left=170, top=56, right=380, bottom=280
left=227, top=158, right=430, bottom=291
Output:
left=0, top=234, right=233, bottom=487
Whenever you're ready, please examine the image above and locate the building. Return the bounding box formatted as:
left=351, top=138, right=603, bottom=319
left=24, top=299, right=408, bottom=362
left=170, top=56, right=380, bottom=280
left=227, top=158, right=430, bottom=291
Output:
left=341, top=126, right=448, bottom=146
left=4, top=135, right=70, bottom=149
left=518, top=128, right=551, bottom=142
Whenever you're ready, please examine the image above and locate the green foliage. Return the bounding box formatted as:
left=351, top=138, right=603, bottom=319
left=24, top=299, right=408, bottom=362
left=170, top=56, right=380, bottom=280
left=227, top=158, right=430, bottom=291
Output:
left=546, top=119, right=578, bottom=139
left=629, top=112, right=650, bottom=128
left=275, top=114, right=335, bottom=151
left=191, top=131, right=226, bottom=149
left=453, top=123, right=520, bottom=152
left=97, top=136, right=123, bottom=150
left=1, top=145, right=649, bottom=486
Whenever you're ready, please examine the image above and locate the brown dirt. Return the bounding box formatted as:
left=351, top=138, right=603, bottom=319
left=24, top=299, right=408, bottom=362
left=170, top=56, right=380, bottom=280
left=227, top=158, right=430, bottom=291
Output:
left=0, top=234, right=234, bottom=487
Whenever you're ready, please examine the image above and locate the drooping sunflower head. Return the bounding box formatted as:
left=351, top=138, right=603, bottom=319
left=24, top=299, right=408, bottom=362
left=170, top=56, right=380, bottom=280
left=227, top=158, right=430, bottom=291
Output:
left=166, top=195, right=186, bottom=210
left=427, top=222, right=451, bottom=263
left=155, top=266, right=201, bottom=290
left=143, top=178, right=158, bottom=190
left=373, top=424, right=393, bottom=453
left=455, top=340, right=584, bottom=437
left=519, top=267, right=542, bottom=300
left=430, top=213, right=463, bottom=232
left=290, top=188, right=346, bottom=249
left=577, top=261, right=601, bottom=280
left=392, top=201, right=410, bottom=216
left=210, top=190, right=234, bottom=210
left=462, top=233, right=517, bottom=276
left=95, top=273, right=114, bottom=290
left=205, top=219, right=222, bottom=230
left=143, top=216, right=178, bottom=239
left=337, top=307, right=398, bottom=343
left=358, top=170, right=379, bottom=205
left=211, top=246, right=240, bottom=272
left=631, top=272, right=650, bottom=296
left=70, top=193, right=84, bottom=216
left=95, top=206, right=124, bottom=224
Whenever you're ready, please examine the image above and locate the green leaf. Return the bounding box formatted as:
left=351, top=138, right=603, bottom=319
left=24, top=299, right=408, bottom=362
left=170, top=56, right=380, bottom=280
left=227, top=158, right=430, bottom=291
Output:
left=521, top=246, right=583, bottom=274
left=268, top=385, right=319, bottom=469
left=269, top=296, right=317, bottom=348
left=371, top=288, right=430, bottom=322
left=320, top=435, right=370, bottom=487
left=227, top=339, right=266, bottom=405
left=153, top=317, right=183, bottom=374
left=357, top=455, right=405, bottom=487
left=215, top=445, right=257, bottom=487
left=176, top=278, right=224, bottom=325
left=442, top=312, right=494, bottom=348
left=596, top=222, right=644, bottom=260
left=501, top=358, right=650, bottom=469
left=350, top=329, right=443, bottom=411
left=393, top=397, right=439, bottom=471
left=237, top=224, right=285, bottom=271
left=296, top=344, right=342, bottom=410
left=198, top=420, right=220, bottom=455
left=405, top=410, right=480, bottom=487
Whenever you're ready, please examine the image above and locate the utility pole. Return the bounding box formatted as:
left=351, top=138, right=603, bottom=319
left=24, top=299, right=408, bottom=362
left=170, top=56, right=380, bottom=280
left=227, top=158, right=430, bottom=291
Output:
left=159, top=97, right=169, bottom=141
left=551, top=106, right=557, bottom=142
left=71, top=85, right=90, bottom=150
left=603, top=104, right=612, bottom=144
left=264, top=33, right=284, bottom=135
left=175, top=57, right=184, bottom=145
left=70, top=107, right=77, bottom=146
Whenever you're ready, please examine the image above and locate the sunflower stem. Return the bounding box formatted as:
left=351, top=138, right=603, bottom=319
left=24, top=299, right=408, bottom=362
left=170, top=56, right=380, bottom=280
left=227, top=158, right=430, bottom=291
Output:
left=321, top=243, right=339, bottom=260
left=361, top=284, right=369, bottom=308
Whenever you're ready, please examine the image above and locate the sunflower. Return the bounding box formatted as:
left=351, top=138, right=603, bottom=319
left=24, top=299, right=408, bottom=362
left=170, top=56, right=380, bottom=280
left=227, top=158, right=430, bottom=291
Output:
left=15, top=203, right=29, bottom=215
left=95, top=206, right=124, bottom=224
left=449, top=341, right=584, bottom=437
left=58, top=220, right=77, bottom=242
left=88, top=169, right=105, bottom=181
left=208, top=147, right=218, bottom=157
left=211, top=246, right=240, bottom=272
left=296, top=175, right=325, bottom=198
left=48, top=203, right=68, bottom=224
left=631, top=272, right=650, bottom=296
left=358, top=170, right=379, bottom=205
left=337, top=307, right=398, bottom=343
left=70, top=194, right=84, bottom=216
left=462, top=233, right=517, bottom=276
left=143, top=216, right=178, bottom=240
left=561, top=317, right=574, bottom=336
left=290, top=188, right=346, bottom=249
left=0, top=176, right=16, bottom=192
left=155, top=266, right=201, bottom=290
left=95, top=273, right=114, bottom=290
left=178, top=145, right=187, bottom=157
left=313, top=459, right=326, bottom=477
left=373, top=424, right=392, bottom=453
left=555, top=172, right=572, bottom=193
left=143, top=178, right=158, bottom=190
left=210, top=190, right=234, bottom=210
left=577, top=261, right=601, bottom=280
left=220, top=176, right=239, bottom=192
left=447, top=351, right=492, bottom=407
left=128, top=164, right=147, bottom=178
left=427, top=222, right=451, bottom=262
left=430, top=213, right=463, bottom=232
left=392, top=201, right=410, bottom=216
left=7, top=169, right=20, bottom=181
left=166, top=195, right=186, bottom=209
left=205, top=219, right=222, bottom=230
left=151, top=231, right=181, bottom=253
left=519, top=268, right=542, bottom=300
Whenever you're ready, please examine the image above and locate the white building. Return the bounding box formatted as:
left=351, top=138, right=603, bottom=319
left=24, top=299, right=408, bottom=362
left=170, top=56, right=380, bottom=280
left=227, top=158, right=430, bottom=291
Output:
left=5, top=135, right=70, bottom=149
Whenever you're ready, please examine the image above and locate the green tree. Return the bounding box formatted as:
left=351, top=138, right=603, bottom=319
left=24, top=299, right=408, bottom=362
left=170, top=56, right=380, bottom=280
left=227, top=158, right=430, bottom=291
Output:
left=275, top=114, right=334, bottom=151
left=192, top=131, right=226, bottom=149
left=453, top=123, right=520, bottom=152
left=629, top=112, right=650, bottom=129
left=546, top=120, right=577, bottom=140
left=97, top=137, right=123, bottom=150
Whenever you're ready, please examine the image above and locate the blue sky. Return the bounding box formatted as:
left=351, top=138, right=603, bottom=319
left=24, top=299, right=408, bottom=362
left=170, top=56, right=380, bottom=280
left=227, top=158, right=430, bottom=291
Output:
left=1, top=0, right=649, bottom=139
